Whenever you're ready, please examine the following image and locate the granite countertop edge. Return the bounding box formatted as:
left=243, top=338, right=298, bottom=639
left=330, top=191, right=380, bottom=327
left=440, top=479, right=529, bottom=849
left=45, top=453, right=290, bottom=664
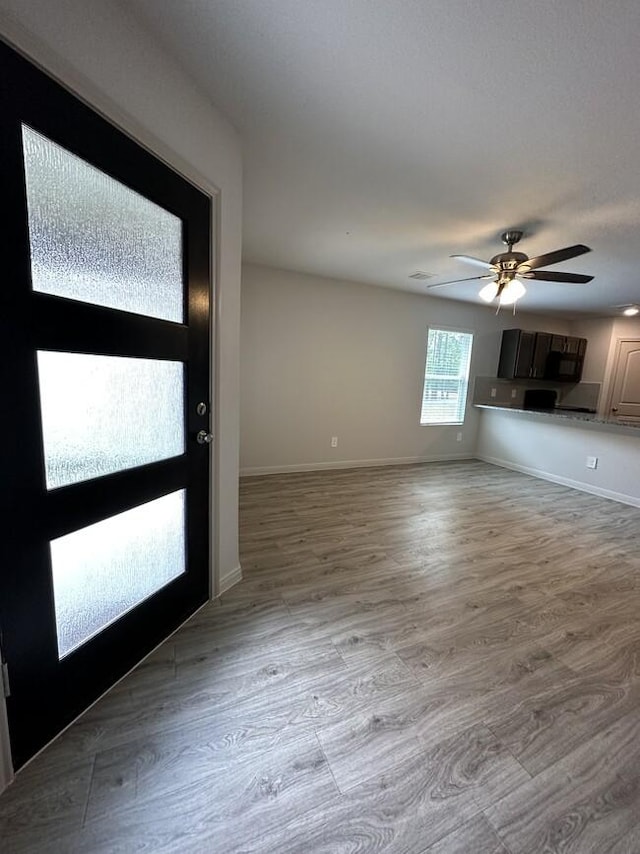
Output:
left=473, top=404, right=640, bottom=432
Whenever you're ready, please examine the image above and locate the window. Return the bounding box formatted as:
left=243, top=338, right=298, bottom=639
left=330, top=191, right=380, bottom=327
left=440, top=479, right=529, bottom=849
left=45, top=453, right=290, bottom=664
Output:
left=420, top=328, right=473, bottom=425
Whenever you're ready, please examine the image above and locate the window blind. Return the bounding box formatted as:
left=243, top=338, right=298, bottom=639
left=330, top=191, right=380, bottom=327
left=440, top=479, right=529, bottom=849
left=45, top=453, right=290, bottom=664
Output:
left=420, top=328, right=473, bottom=425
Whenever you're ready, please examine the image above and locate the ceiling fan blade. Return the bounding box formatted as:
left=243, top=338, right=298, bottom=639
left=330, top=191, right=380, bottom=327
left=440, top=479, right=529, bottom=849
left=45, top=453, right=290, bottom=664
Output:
left=522, top=244, right=591, bottom=271
left=426, top=275, right=492, bottom=290
left=523, top=270, right=594, bottom=283
left=450, top=254, right=495, bottom=270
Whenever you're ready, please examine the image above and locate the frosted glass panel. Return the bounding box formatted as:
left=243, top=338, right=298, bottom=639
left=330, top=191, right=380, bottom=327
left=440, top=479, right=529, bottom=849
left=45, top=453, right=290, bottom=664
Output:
left=51, top=490, right=186, bottom=658
left=22, top=125, right=183, bottom=322
left=37, top=351, right=184, bottom=489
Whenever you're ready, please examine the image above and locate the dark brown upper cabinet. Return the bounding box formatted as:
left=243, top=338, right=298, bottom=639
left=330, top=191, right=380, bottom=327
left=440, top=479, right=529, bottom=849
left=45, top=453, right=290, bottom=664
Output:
left=497, top=329, right=586, bottom=383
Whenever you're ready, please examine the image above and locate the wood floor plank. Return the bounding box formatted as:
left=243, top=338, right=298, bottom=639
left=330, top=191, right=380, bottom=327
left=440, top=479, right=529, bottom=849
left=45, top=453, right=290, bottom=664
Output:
left=0, top=755, right=93, bottom=853
left=485, top=708, right=640, bottom=854
left=605, top=820, right=640, bottom=853
left=533, top=612, right=640, bottom=673
left=231, top=720, right=528, bottom=853
left=485, top=644, right=640, bottom=777
left=83, top=727, right=339, bottom=843
left=221, top=744, right=485, bottom=854
left=423, top=814, right=510, bottom=853
left=295, top=653, right=420, bottom=728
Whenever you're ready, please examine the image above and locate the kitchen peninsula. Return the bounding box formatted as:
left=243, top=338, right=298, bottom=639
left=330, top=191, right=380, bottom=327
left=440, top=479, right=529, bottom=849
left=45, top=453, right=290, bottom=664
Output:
left=474, top=402, right=640, bottom=435
left=474, top=401, right=640, bottom=509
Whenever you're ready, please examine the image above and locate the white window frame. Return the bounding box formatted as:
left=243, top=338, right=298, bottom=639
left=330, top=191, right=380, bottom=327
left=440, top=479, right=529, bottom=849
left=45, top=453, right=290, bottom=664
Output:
left=420, top=326, right=474, bottom=426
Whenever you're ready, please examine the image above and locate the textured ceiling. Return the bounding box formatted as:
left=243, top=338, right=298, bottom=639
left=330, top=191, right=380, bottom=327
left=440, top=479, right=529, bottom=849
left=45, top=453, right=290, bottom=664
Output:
left=128, top=0, right=640, bottom=316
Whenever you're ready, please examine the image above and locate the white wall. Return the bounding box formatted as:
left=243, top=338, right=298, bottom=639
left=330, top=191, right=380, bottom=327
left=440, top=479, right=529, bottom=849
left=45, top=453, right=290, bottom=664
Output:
left=240, top=264, right=569, bottom=474
left=0, top=0, right=242, bottom=788
left=476, top=408, right=640, bottom=506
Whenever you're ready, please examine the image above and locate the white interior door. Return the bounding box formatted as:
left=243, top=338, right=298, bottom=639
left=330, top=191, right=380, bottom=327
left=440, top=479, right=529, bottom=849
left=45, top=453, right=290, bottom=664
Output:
left=608, top=339, right=640, bottom=422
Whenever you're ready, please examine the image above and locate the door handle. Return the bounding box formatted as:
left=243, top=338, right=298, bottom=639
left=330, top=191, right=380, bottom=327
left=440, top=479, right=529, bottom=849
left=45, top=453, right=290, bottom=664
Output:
left=196, top=430, right=213, bottom=445
left=611, top=407, right=619, bottom=413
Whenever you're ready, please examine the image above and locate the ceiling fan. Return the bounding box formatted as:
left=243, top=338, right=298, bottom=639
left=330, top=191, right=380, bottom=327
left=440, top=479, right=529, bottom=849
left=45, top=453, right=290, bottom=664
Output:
left=427, top=230, right=593, bottom=308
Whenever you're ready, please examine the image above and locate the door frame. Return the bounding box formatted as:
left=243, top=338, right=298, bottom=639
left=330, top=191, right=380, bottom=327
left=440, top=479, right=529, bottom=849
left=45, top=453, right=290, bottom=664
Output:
left=0, top=34, right=220, bottom=788
left=0, top=686, right=10, bottom=791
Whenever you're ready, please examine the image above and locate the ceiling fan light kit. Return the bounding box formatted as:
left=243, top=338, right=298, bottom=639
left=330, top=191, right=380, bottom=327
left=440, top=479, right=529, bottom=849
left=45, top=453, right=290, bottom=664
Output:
left=479, top=278, right=526, bottom=306
left=428, top=230, right=593, bottom=309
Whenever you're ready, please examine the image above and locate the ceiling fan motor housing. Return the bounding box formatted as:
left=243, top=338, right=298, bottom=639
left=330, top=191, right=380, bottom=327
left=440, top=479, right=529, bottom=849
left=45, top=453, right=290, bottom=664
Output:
left=490, top=251, right=528, bottom=271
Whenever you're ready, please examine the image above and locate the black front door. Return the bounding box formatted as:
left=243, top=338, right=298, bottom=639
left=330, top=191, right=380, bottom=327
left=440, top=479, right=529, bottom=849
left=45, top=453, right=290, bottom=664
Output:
left=0, top=40, right=212, bottom=769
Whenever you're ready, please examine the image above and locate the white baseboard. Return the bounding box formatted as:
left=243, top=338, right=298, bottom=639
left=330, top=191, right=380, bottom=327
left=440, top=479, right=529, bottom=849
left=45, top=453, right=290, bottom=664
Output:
left=218, top=564, right=243, bottom=594
left=477, top=454, right=640, bottom=508
left=240, top=452, right=474, bottom=477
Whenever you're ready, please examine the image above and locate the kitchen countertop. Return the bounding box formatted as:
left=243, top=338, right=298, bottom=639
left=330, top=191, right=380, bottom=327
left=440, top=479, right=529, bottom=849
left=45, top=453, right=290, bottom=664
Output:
left=474, top=404, right=640, bottom=435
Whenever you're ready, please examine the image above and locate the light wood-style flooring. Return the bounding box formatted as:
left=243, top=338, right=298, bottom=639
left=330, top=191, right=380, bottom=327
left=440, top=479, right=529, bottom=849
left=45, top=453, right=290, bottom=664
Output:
left=1, top=460, right=640, bottom=852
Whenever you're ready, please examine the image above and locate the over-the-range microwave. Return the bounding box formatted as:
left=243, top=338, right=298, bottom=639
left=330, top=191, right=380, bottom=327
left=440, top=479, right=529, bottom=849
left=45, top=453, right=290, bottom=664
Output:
left=544, top=348, right=584, bottom=382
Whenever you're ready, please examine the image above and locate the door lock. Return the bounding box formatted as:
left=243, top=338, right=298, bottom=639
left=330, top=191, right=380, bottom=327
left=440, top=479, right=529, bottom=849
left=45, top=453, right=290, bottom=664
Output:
left=196, top=430, right=213, bottom=445
left=196, top=402, right=208, bottom=416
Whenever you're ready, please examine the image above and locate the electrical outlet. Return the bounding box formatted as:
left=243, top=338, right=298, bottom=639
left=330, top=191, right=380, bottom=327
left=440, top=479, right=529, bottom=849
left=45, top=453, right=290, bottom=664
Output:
left=331, top=436, right=338, bottom=448
left=511, top=389, right=518, bottom=398
left=456, top=432, right=463, bottom=442
left=490, top=387, right=497, bottom=398
left=586, top=456, right=598, bottom=469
